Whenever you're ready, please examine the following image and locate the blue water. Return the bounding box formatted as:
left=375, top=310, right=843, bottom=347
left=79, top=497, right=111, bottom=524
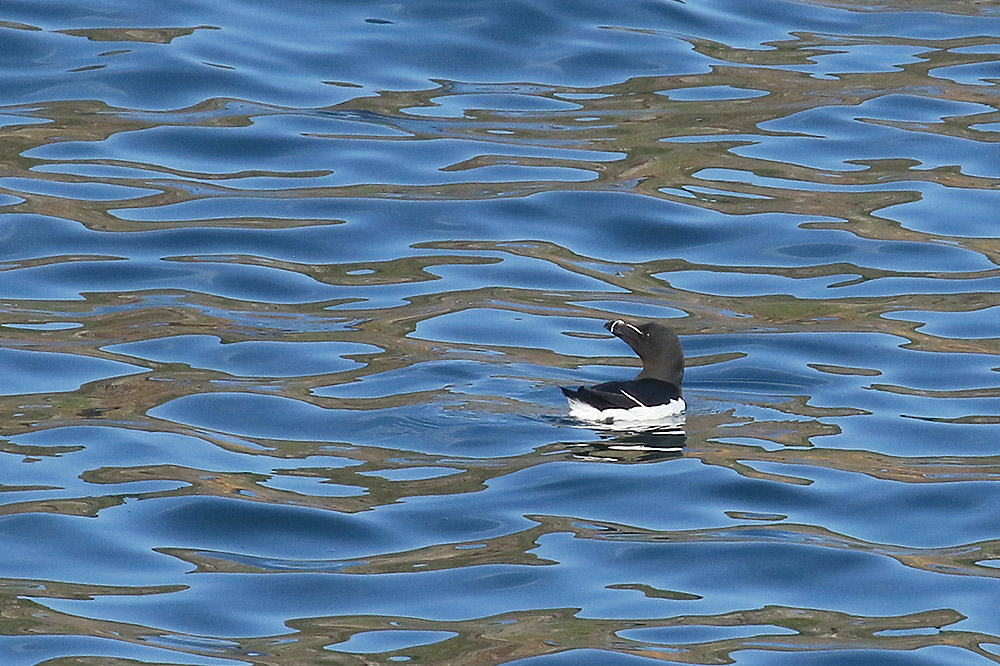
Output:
left=2, top=1, right=1000, bottom=664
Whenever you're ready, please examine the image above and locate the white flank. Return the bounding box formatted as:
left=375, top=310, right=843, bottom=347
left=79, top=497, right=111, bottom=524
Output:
left=566, top=397, right=686, bottom=431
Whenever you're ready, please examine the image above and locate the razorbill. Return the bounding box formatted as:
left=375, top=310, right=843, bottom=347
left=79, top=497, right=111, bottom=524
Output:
left=561, top=319, right=685, bottom=428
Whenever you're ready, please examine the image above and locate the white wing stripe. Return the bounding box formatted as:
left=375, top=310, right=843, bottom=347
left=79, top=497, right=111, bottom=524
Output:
left=620, top=390, right=646, bottom=407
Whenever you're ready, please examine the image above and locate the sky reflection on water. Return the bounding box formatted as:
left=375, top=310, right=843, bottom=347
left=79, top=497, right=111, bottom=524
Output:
left=1, top=0, right=1000, bottom=664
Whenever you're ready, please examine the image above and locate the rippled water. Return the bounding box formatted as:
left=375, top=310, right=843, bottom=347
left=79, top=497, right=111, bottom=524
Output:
left=2, top=1, right=1000, bottom=664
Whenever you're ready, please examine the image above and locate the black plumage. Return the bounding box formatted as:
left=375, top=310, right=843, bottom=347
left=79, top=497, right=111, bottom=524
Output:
left=561, top=319, right=684, bottom=411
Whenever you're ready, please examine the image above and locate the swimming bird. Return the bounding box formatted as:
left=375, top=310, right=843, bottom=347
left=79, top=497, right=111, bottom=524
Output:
left=561, top=319, right=685, bottom=428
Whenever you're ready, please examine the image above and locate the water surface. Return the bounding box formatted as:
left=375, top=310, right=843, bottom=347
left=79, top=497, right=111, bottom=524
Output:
left=2, top=0, right=1000, bottom=664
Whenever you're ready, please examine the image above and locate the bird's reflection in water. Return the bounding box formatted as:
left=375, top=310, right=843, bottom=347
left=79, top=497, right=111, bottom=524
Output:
left=568, top=425, right=686, bottom=463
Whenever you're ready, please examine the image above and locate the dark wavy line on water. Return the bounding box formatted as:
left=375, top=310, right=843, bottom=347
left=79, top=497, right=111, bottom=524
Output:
left=143, top=511, right=1000, bottom=586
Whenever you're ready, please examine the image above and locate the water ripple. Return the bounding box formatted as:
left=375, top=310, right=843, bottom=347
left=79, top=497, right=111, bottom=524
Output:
left=3, top=0, right=1000, bottom=664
